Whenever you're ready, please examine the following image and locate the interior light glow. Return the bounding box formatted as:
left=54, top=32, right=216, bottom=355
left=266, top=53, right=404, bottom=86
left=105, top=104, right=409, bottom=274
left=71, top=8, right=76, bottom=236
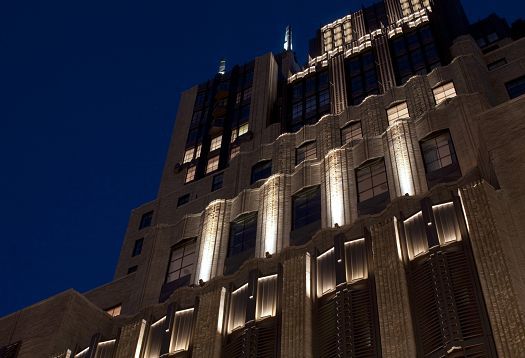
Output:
left=389, top=122, right=415, bottom=196
left=170, top=308, right=194, bottom=353
left=325, top=150, right=346, bottom=227
left=305, top=253, right=312, bottom=298
left=196, top=201, right=226, bottom=283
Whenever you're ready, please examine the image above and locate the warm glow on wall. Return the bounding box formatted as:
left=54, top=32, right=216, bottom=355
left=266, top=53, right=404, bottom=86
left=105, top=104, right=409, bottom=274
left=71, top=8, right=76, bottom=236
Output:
left=260, top=175, right=281, bottom=255
left=325, top=149, right=346, bottom=227
left=217, top=287, right=226, bottom=334
left=390, top=123, right=415, bottom=196
left=196, top=200, right=226, bottom=283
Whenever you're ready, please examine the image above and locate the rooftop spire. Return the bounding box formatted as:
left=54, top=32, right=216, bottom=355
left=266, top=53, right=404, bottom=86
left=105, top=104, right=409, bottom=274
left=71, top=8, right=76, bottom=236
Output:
left=284, top=25, right=293, bottom=51
left=218, top=58, right=226, bottom=75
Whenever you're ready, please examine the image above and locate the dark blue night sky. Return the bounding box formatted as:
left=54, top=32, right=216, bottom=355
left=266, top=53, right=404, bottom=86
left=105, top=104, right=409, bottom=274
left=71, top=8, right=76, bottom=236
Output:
left=0, top=0, right=523, bottom=317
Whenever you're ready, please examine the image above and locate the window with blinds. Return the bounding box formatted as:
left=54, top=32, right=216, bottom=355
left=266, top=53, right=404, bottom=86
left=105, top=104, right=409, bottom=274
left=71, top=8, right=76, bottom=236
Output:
left=94, top=340, right=115, bottom=358
left=144, top=317, right=166, bottom=358
left=228, top=284, right=249, bottom=333
left=403, top=211, right=429, bottom=260
left=344, top=239, right=368, bottom=283
left=256, top=274, right=278, bottom=320
left=170, top=308, right=194, bottom=353
left=316, top=248, right=336, bottom=297
left=433, top=202, right=461, bottom=245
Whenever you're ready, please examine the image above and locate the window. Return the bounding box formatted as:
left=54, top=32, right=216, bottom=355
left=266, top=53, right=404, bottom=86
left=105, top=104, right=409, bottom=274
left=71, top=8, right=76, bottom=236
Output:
left=145, top=317, right=166, bottom=358
left=255, top=274, right=278, bottom=320
left=403, top=211, right=428, bottom=260
left=195, top=144, right=202, bottom=158
left=127, top=265, right=138, bottom=274
left=243, top=87, right=252, bottom=101
left=185, top=166, right=196, bottom=183
left=251, top=160, right=272, bottom=184
left=105, top=304, right=122, bottom=317
left=386, top=101, right=409, bottom=124
left=166, top=240, right=196, bottom=283
left=505, top=75, right=525, bottom=99
left=210, top=135, right=222, bottom=151
left=316, top=248, right=336, bottom=297
left=183, top=148, right=194, bottom=163
left=433, top=81, right=457, bottom=105
left=319, top=89, right=330, bottom=108
left=132, top=238, right=144, bottom=257
left=228, top=212, right=257, bottom=257
left=206, top=156, right=219, bottom=174
left=292, top=186, right=321, bottom=230
left=341, top=121, right=363, bottom=145
left=228, top=283, right=248, bottom=333
left=240, top=105, right=250, bottom=122
left=177, top=194, right=190, bottom=207
left=421, top=131, right=457, bottom=172
left=139, top=211, right=153, bottom=230
left=345, top=51, right=380, bottom=105
left=296, top=141, right=317, bottom=165
left=305, top=96, right=316, bottom=115
left=212, top=173, right=224, bottom=191
left=356, top=160, right=388, bottom=202
left=230, top=145, right=240, bottom=159
left=487, top=58, right=507, bottom=70
left=230, top=128, right=238, bottom=143
left=292, top=102, right=303, bottom=120
left=238, top=122, right=249, bottom=136
left=344, top=238, right=368, bottom=283
left=170, top=308, right=194, bottom=352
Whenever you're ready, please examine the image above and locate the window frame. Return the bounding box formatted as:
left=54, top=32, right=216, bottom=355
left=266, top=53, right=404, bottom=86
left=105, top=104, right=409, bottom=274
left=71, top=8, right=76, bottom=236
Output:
left=139, top=211, right=154, bottom=230
left=165, top=238, right=196, bottom=284
left=250, top=160, right=272, bottom=184
left=341, top=121, right=363, bottom=146
left=132, top=238, right=144, bottom=257
left=227, top=212, right=258, bottom=257
left=295, top=141, right=317, bottom=165
left=292, top=186, right=322, bottom=230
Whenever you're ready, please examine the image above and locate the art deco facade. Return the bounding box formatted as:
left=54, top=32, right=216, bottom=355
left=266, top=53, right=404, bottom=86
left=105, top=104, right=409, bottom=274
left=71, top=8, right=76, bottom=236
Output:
left=2, top=0, right=525, bottom=357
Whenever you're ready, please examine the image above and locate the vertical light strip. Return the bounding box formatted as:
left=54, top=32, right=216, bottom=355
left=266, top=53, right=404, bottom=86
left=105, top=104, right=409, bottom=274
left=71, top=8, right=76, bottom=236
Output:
left=389, top=122, right=415, bottom=196
left=217, top=287, right=226, bottom=334
left=306, top=253, right=312, bottom=298
left=170, top=308, right=194, bottom=353
left=325, top=149, right=345, bottom=227
left=261, top=176, right=280, bottom=255
left=432, top=202, right=461, bottom=244
left=393, top=217, right=403, bottom=261
left=134, top=320, right=147, bottom=358
left=458, top=188, right=471, bottom=233
left=255, top=274, right=278, bottom=320
left=196, top=200, right=224, bottom=283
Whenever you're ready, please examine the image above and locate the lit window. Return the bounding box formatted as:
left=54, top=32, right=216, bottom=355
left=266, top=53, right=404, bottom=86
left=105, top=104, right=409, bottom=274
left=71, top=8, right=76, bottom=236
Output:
left=386, top=102, right=409, bottom=124
left=228, top=284, right=248, bottom=333
left=433, top=81, right=457, bottom=105
left=230, top=128, right=238, bottom=143
left=432, top=202, right=461, bottom=245
left=132, top=238, right=144, bottom=257
left=296, top=141, right=317, bottom=165
left=195, top=144, right=202, bottom=158
left=356, top=160, right=388, bottom=202
left=316, top=248, right=335, bottom=297
left=145, top=317, right=166, bottom=358
left=238, top=123, right=249, bottom=136
left=344, top=239, right=368, bottom=283
left=206, top=156, right=219, bottom=173
left=230, top=146, right=240, bottom=159
left=341, top=121, right=362, bottom=145
left=404, top=211, right=428, bottom=260
left=139, top=211, right=153, bottom=230
left=421, top=131, right=457, bottom=172
left=183, top=148, right=194, bottom=163
left=105, top=304, right=122, bottom=317
left=185, top=166, right=196, bottom=183
left=169, top=308, right=194, bottom=353
left=251, top=160, right=272, bottom=184
left=166, top=240, right=196, bottom=283
left=255, top=274, right=278, bottom=320
left=210, top=136, right=222, bottom=151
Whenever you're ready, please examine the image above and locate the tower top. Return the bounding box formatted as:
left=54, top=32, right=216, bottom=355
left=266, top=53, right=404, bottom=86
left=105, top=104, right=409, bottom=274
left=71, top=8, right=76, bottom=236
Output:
left=284, top=25, right=293, bottom=51
left=218, top=59, right=226, bottom=75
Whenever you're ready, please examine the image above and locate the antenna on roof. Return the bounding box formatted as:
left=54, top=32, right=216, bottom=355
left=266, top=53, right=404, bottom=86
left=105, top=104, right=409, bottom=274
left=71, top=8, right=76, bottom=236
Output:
left=284, top=25, right=293, bottom=51
left=218, top=58, right=226, bottom=75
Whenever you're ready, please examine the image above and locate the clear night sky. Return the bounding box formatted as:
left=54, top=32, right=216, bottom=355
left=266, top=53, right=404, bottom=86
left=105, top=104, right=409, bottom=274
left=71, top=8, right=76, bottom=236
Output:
left=0, top=0, right=523, bottom=317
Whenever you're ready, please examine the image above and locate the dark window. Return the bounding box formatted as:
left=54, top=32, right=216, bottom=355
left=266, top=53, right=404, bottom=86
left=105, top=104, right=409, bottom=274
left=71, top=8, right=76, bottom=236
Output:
left=212, top=173, right=224, bottom=191
left=356, top=160, right=388, bottom=202
left=345, top=51, right=379, bottom=106
left=292, top=186, right=321, bottom=230
left=341, top=121, right=363, bottom=146
left=127, top=265, right=138, bottom=274
left=251, top=160, right=272, bottom=184
left=505, top=75, right=525, bottom=99
left=132, top=238, right=144, bottom=257
left=228, top=212, right=257, bottom=257
left=390, top=26, right=441, bottom=85
left=166, top=239, right=196, bottom=283
left=487, top=58, right=507, bottom=70
left=420, top=131, right=461, bottom=187
left=177, top=194, right=190, bottom=207
left=139, top=211, right=153, bottom=230
left=195, top=91, right=207, bottom=108
left=296, top=141, right=317, bottom=165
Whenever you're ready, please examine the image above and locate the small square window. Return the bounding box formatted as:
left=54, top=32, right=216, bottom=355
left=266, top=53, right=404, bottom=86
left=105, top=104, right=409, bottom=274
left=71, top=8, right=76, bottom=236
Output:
left=139, top=211, right=153, bottom=230
left=386, top=102, right=409, bottom=124
left=207, top=156, right=220, bottom=174
left=505, top=75, right=525, bottom=99
left=230, top=146, right=240, bottom=159
left=105, top=304, right=122, bottom=317
left=210, top=135, right=222, bottom=151
left=212, top=173, right=224, bottom=192
left=195, top=144, right=202, bottom=158
left=166, top=239, right=196, bottom=283
left=177, top=194, right=190, bottom=207
left=185, top=166, right=196, bottom=183
left=132, top=238, right=144, bottom=257
left=238, top=123, right=249, bottom=136
left=127, top=265, right=138, bottom=274
left=433, top=81, right=457, bottom=105
left=231, top=128, right=238, bottom=143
